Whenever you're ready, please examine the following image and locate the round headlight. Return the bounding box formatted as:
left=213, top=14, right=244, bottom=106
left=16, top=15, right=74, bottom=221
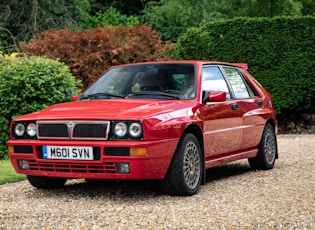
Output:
left=114, top=122, right=127, bottom=137
left=26, top=123, right=37, bottom=137
left=129, top=122, right=142, bottom=138
left=15, top=123, right=25, bottom=137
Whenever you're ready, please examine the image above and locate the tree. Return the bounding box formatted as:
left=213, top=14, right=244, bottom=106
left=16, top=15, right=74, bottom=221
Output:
left=142, top=0, right=307, bottom=41
left=0, top=0, right=90, bottom=53
left=300, top=0, right=315, bottom=15
left=83, top=6, right=140, bottom=28
left=143, top=0, right=206, bottom=41
left=89, top=0, right=148, bottom=16
left=238, top=0, right=303, bottom=17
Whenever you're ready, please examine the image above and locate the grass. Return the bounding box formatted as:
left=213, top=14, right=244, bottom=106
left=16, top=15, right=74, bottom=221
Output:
left=0, top=159, right=26, bottom=185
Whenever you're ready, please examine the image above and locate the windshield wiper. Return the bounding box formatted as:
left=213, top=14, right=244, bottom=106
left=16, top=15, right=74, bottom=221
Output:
left=79, top=92, right=125, bottom=100
left=127, top=91, right=180, bottom=100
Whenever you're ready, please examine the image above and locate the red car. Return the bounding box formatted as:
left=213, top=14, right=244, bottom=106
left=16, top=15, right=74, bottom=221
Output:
left=8, top=61, right=278, bottom=196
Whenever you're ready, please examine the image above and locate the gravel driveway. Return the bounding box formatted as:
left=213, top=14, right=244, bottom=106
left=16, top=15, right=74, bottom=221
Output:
left=0, top=135, right=314, bottom=229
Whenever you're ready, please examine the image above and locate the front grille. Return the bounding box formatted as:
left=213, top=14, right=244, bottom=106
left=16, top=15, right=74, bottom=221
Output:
left=27, top=160, right=117, bottom=174
left=73, top=124, right=108, bottom=138
left=38, top=123, right=68, bottom=137
left=37, top=120, right=110, bottom=140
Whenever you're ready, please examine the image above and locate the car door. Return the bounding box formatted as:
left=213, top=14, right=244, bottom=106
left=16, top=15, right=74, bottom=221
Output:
left=222, top=67, right=265, bottom=150
left=201, top=66, right=242, bottom=157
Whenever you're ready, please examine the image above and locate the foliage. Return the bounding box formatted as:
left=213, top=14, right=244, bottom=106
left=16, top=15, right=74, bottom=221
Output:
left=0, top=0, right=91, bottom=53
left=0, top=51, right=19, bottom=72
left=89, top=0, right=147, bottom=16
left=84, top=7, right=140, bottom=28
left=0, top=159, right=26, bottom=185
left=1, top=0, right=314, bottom=51
left=0, top=56, right=79, bottom=159
left=19, top=24, right=173, bottom=89
left=143, top=0, right=205, bottom=41
left=300, top=0, right=315, bottom=15
left=142, top=0, right=311, bottom=41
left=175, top=16, right=315, bottom=119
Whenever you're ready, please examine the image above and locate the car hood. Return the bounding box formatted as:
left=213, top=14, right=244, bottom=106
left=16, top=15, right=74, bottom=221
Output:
left=16, top=99, right=198, bottom=121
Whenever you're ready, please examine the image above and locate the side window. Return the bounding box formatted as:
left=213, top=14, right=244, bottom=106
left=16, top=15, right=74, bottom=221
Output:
left=202, top=67, right=231, bottom=99
left=223, top=67, right=254, bottom=98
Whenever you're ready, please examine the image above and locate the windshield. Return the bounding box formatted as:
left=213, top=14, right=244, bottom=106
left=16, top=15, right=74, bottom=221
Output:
left=80, top=63, right=196, bottom=100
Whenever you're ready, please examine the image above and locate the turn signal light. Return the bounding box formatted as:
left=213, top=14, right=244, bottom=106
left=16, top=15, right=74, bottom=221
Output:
left=8, top=145, right=14, bottom=153
left=130, top=147, right=146, bottom=156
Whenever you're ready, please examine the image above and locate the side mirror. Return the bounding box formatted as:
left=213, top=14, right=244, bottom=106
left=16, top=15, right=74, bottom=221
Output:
left=72, top=94, right=80, bottom=101
left=209, top=91, right=226, bottom=102
left=202, top=91, right=226, bottom=103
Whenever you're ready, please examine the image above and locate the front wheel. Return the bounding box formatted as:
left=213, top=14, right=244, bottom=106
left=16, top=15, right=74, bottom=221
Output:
left=27, top=175, right=67, bottom=189
left=248, top=123, right=277, bottom=170
left=162, top=133, right=203, bottom=196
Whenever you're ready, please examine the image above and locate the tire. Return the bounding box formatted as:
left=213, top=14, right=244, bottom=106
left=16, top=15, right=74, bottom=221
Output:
left=27, top=175, right=67, bottom=189
left=162, top=133, right=203, bottom=196
left=248, top=123, right=277, bottom=170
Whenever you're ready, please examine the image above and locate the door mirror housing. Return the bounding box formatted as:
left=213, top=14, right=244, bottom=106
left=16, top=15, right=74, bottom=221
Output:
left=72, top=94, right=80, bottom=101
left=202, top=91, right=226, bottom=103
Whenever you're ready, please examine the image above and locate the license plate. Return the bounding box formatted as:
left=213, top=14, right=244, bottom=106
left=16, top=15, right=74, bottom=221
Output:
left=42, top=146, right=93, bottom=160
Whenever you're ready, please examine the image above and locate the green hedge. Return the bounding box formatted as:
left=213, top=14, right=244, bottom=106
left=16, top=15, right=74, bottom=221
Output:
left=175, top=16, right=315, bottom=117
left=0, top=56, right=79, bottom=159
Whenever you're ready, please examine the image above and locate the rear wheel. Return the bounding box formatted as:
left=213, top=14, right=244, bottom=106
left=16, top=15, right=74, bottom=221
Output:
left=162, top=133, right=202, bottom=196
left=27, top=175, right=67, bottom=189
left=248, top=123, right=277, bottom=170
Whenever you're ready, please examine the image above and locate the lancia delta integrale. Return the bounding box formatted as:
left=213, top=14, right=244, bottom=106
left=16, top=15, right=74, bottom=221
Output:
left=8, top=61, right=278, bottom=196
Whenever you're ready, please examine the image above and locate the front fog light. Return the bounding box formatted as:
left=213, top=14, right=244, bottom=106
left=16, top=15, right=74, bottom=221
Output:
left=18, top=160, right=29, bottom=170
left=27, top=123, right=37, bottom=137
left=15, top=123, right=25, bottom=137
left=116, top=162, right=130, bottom=174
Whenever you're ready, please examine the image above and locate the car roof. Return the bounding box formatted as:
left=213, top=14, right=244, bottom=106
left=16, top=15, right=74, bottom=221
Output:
left=114, top=60, right=248, bottom=70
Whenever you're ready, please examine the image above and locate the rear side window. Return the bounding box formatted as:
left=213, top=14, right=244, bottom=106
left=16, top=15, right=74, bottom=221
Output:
left=223, top=67, right=255, bottom=98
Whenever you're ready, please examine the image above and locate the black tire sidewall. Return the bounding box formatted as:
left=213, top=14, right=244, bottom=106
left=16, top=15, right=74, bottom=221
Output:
left=260, top=123, right=276, bottom=169
left=249, top=123, right=277, bottom=170
left=27, top=175, right=67, bottom=189
left=163, top=133, right=202, bottom=196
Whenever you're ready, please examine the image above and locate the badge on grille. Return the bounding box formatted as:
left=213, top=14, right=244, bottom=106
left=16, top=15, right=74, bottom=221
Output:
left=68, top=121, right=74, bottom=128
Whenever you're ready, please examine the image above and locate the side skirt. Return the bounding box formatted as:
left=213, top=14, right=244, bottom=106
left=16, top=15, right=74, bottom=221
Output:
left=204, top=149, right=258, bottom=169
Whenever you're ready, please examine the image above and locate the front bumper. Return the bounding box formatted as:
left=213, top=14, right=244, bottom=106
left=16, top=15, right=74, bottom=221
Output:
left=7, top=139, right=178, bottom=180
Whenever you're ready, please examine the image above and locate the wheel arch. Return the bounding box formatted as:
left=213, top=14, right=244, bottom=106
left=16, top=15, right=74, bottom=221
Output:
left=182, top=124, right=204, bottom=149
left=266, top=118, right=276, bottom=130
left=182, top=124, right=206, bottom=184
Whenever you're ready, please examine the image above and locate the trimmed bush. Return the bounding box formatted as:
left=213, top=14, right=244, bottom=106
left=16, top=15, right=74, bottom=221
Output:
left=0, top=52, right=19, bottom=71
left=0, top=56, right=79, bottom=159
left=19, top=24, right=173, bottom=89
left=175, top=16, right=315, bottom=119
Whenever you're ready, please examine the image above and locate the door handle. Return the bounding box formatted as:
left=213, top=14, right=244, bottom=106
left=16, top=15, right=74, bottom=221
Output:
left=257, top=100, right=263, bottom=107
left=231, top=103, right=238, bottom=110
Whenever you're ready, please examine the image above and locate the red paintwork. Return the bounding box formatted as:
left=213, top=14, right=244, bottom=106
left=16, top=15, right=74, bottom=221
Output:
left=209, top=91, right=227, bottom=102
left=7, top=60, right=277, bottom=181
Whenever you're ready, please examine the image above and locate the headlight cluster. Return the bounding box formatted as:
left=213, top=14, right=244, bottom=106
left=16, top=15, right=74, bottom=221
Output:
left=113, top=121, right=143, bottom=139
left=13, top=122, right=37, bottom=139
